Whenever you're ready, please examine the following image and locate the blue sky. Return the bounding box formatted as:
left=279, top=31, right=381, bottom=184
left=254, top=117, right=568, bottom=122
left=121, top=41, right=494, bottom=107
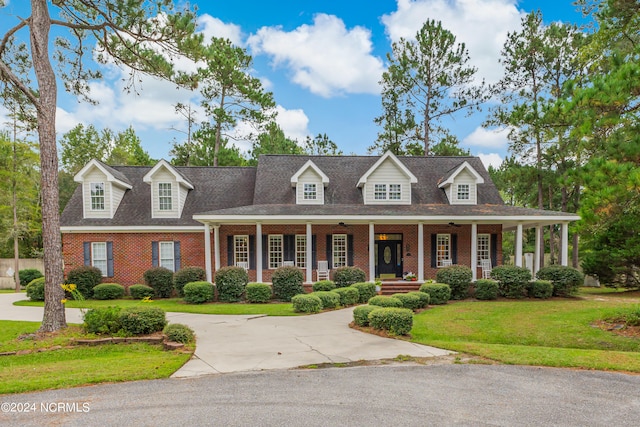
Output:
left=1, top=1, right=589, bottom=168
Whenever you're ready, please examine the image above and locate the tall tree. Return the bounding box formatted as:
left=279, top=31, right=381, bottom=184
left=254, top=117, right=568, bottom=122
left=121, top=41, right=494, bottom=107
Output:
left=373, top=19, right=486, bottom=156
left=304, top=133, right=342, bottom=155
left=0, top=0, right=200, bottom=331
left=248, top=122, right=302, bottom=165
left=171, top=128, right=246, bottom=166
left=430, top=134, right=470, bottom=156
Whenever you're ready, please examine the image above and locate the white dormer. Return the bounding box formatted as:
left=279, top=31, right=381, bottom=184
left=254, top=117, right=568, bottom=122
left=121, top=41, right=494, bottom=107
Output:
left=357, top=151, right=417, bottom=205
left=438, top=161, right=485, bottom=205
left=143, top=159, right=194, bottom=218
left=291, top=160, right=329, bottom=205
left=74, top=159, right=132, bottom=219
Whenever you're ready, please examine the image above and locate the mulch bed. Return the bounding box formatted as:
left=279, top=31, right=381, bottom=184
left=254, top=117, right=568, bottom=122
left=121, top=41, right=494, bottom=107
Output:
left=592, top=320, right=640, bottom=339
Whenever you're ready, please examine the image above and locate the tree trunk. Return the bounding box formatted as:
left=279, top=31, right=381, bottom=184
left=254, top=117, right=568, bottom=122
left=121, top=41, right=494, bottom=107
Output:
left=572, top=233, right=579, bottom=269
left=12, top=140, right=20, bottom=292
left=31, top=0, right=66, bottom=331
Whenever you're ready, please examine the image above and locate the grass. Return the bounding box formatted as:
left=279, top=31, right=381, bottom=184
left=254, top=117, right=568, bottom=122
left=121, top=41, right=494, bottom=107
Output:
left=410, top=294, right=640, bottom=372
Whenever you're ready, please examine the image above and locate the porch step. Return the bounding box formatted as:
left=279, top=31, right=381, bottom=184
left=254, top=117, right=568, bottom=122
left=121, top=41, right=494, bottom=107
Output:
left=380, top=282, right=422, bottom=295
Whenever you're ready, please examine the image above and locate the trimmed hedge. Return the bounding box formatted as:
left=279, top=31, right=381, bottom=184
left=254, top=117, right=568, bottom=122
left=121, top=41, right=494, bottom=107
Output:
left=333, top=286, right=359, bottom=306
left=351, top=282, right=377, bottom=303
left=66, top=265, right=103, bottom=299
left=92, top=283, right=125, bottom=300
left=246, top=283, right=273, bottom=303
left=19, top=269, right=43, bottom=288
left=26, top=277, right=45, bottom=301
left=491, top=265, right=532, bottom=298
left=353, top=305, right=379, bottom=327
left=173, top=266, right=206, bottom=297
left=183, top=281, right=215, bottom=304
left=436, top=265, right=473, bottom=300
left=129, top=284, right=155, bottom=300
left=163, top=323, right=195, bottom=344
left=536, top=265, right=584, bottom=297
left=272, top=266, right=305, bottom=302
left=312, top=280, right=336, bottom=292
left=118, top=306, right=167, bottom=335
left=311, top=291, right=341, bottom=309
left=291, top=294, right=323, bottom=313
left=407, top=291, right=430, bottom=308
left=530, top=280, right=554, bottom=299
left=474, top=279, right=499, bottom=300
left=368, top=307, right=414, bottom=335
left=391, top=293, right=423, bottom=311
left=333, top=266, right=366, bottom=288
left=368, top=295, right=403, bottom=308
left=83, top=306, right=123, bottom=335
left=143, top=267, right=175, bottom=298
left=214, top=266, right=248, bottom=302
left=419, top=283, right=451, bottom=305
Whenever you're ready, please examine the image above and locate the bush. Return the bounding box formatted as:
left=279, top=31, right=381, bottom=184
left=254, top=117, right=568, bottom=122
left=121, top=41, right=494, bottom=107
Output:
left=173, top=266, right=206, bottom=297
left=163, top=323, right=195, bottom=344
left=391, top=293, right=423, bottom=311
left=353, top=305, right=380, bottom=327
left=118, top=306, right=167, bottom=335
left=536, top=265, right=584, bottom=297
left=311, top=291, right=341, bottom=309
left=291, top=294, right=323, bottom=313
left=66, top=265, right=103, bottom=299
left=474, top=279, right=499, bottom=300
left=351, top=282, right=377, bottom=303
left=368, top=295, right=403, bottom=308
left=183, top=281, right=215, bottom=304
left=83, top=306, right=122, bottom=335
left=143, top=267, right=174, bottom=298
left=333, top=266, right=366, bottom=287
left=368, top=307, right=414, bottom=335
left=214, top=266, right=248, bottom=302
left=25, top=277, right=45, bottom=301
left=333, top=286, right=359, bottom=306
left=19, top=269, right=43, bottom=288
left=491, top=265, right=532, bottom=298
left=272, top=266, right=305, bottom=302
left=312, top=280, right=336, bottom=292
left=436, top=265, right=473, bottom=300
left=92, top=283, right=125, bottom=300
left=246, top=283, right=272, bottom=303
left=407, top=291, right=430, bottom=309
left=530, top=280, right=554, bottom=299
left=419, top=283, right=451, bottom=305
left=129, top=284, right=155, bottom=300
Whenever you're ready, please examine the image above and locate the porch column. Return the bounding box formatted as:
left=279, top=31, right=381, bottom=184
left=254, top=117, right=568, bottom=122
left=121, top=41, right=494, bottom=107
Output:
left=256, top=222, right=263, bottom=283
left=561, top=222, right=569, bottom=266
left=417, top=222, right=424, bottom=282
left=306, top=222, right=313, bottom=283
left=204, top=223, right=213, bottom=283
left=213, top=224, right=221, bottom=272
left=534, top=225, right=542, bottom=275
left=369, top=222, right=375, bottom=282
left=515, top=223, right=523, bottom=267
left=471, top=223, right=478, bottom=281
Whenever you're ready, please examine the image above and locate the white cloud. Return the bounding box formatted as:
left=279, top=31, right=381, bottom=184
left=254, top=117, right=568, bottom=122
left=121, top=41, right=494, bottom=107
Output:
left=197, top=15, right=244, bottom=46
left=248, top=14, right=385, bottom=97
left=478, top=152, right=504, bottom=169
left=274, top=105, right=310, bottom=143
left=382, top=0, right=524, bottom=84
left=462, top=126, right=510, bottom=149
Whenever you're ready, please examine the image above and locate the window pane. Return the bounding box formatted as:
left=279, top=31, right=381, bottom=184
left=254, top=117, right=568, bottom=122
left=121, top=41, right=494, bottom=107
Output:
left=296, top=235, right=306, bottom=268
left=457, top=184, right=470, bottom=200
left=234, top=235, right=249, bottom=264
left=389, top=184, right=401, bottom=200
left=333, top=234, right=347, bottom=267
left=374, top=184, right=387, bottom=200
left=303, top=183, right=317, bottom=200
left=269, top=235, right=283, bottom=269
left=91, top=183, right=105, bottom=210
left=159, top=241, right=175, bottom=271
left=477, top=234, right=490, bottom=263
left=436, top=234, right=450, bottom=267
left=92, top=242, right=107, bottom=276
left=159, top=183, right=172, bottom=210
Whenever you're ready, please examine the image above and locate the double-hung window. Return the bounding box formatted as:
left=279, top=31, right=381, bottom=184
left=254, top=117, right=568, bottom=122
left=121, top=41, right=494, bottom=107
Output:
left=234, top=235, right=249, bottom=265
left=303, top=183, right=317, bottom=200
left=374, top=183, right=402, bottom=200
left=457, top=184, right=470, bottom=201
left=90, top=183, right=105, bottom=211
left=436, top=234, right=451, bottom=267
left=92, top=242, right=107, bottom=276
left=374, top=184, right=387, bottom=200
left=295, top=235, right=307, bottom=268
left=332, top=234, right=347, bottom=268
left=159, top=241, right=175, bottom=271
left=268, top=235, right=283, bottom=269
left=389, top=184, right=401, bottom=200
left=477, top=234, right=490, bottom=263
left=158, top=183, right=172, bottom=211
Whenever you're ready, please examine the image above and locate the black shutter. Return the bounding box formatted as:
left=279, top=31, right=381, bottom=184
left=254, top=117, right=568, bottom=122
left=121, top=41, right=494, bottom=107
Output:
left=249, top=235, right=256, bottom=269
left=83, top=242, right=91, bottom=266
left=491, top=234, right=498, bottom=267
left=312, top=235, right=317, bottom=269
left=174, top=241, right=181, bottom=271
left=284, top=235, right=295, bottom=262
left=430, top=234, right=437, bottom=268
left=106, top=242, right=114, bottom=277
left=451, top=234, right=458, bottom=264
left=347, top=235, right=354, bottom=266
left=227, top=236, right=233, bottom=266
left=262, top=235, right=268, bottom=268
left=326, top=235, right=332, bottom=269
left=152, top=241, right=159, bottom=267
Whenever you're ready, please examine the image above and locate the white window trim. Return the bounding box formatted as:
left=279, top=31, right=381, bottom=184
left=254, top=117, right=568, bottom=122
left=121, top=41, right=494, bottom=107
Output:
left=158, top=182, right=173, bottom=211
left=436, top=234, right=451, bottom=268
left=268, top=234, right=283, bottom=269
left=389, top=184, right=402, bottom=200
left=477, top=234, right=490, bottom=264
left=90, top=182, right=105, bottom=211
left=159, top=241, right=175, bottom=272
left=456, top=184, right=470, bottom=201
left=303, top=183, right=317, bottom=200
left=374, top=183, right=402, bottom=201
left=234, top=235, right=249, bottom=265
left=332, top=234, right=347, bottom=268
left=91, top=242, right=107, bottom=277
left=295, top=234, right=307, bottom=268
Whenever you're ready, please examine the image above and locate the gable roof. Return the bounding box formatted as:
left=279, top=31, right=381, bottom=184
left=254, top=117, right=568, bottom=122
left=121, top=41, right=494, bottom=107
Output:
left=438, top=160, right=485, bottom=188
left=290, top=160, right=330, bottom=187
left=142, top=159, right=194, bottom=189
left=74, top=159, right=132, bottom=189
left=356, top=151, right=418, bottom=187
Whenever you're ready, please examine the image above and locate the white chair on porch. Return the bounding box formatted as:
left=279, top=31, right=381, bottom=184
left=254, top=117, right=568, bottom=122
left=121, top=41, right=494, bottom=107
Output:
left=282, top=261, right=295, bottom=267
left=480, top=259, right=492, bottom=279
left=236, top=261, right=249, bottom=271
left=441, top=259, right=453, bottom=267
left=317, top=260, right=330, bottom=281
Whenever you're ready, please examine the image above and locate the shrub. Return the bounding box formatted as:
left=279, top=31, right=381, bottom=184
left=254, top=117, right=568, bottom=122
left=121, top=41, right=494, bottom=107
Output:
left=66, top=265, right=103, bottom=299
left=474, top=279, right=499, bottom=300
left=391, top=293, right=423, bottom=311
left=351, top=282, right=377, bottom=303
left=291, top=294, right=323, bottom=313
left=163, top=323, right=195, bottom=344
left=25, top=277, right=45, bottom=301
left=92, top=283, right=125, bottom=300
left=143, top=267, right=174, bottom=298
left=214, top=266, right=248, bottom=302
left=118, top=306, right=167, bottom=335
left=173, top=266, right=206, bottom=297
left=530, top=280, right=554, bottom=299
left=311, top=291, right=341, bottom=309
left=312, top=280, right=336, bottom=292
left=536, top=265, right=584, bottom=297
left=246, top=283, right=272, bottom=303
left=368, top=295, right=403, bottom=308
left=333, top=286, right=359, bottom=306
left=407, top=291, right=430, bottom=309
left=83, top=306, right=122, bottom=335
left=129, top=284, right=155, bottom=300
left=419, top=283, right=451, bottom=305
left=19, top=269, right=43, bottom=288
left=333, top=266, right=366, bottom=287
left=368, top=307, right=414, bottom=335
left=353, top=305, right=380, bottom=327
left=183, top=281, right=215, bottom=304
left=436, top=265, right=473, bottom=300
left=272, top=266, right=304, bottom=302
left=490, top=265, right=532, bottom=298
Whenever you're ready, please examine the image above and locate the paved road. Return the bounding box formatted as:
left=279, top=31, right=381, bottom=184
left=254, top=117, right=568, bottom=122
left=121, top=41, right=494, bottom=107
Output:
left=1, top=364, right=639, bottom=426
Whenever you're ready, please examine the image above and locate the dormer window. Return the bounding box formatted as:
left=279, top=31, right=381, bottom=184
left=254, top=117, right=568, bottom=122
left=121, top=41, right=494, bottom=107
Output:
left=374, top=183, right=403, bottom=201
left=389, top=184, right=402, bottom=200
left=158, top=183, right=173, bottom=211
left=90, top=183, right=105, bottom=211
left=374, top=184, right=387, bottom=200
left=291, top=160, right=329, bottom=205
left=303, top=183, right=317, bottom=200
left=456, top=184, right=470, bottom=201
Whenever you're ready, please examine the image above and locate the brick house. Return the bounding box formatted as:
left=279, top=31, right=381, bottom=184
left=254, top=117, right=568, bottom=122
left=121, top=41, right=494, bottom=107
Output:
left=60, top=152, right=579, bottom=287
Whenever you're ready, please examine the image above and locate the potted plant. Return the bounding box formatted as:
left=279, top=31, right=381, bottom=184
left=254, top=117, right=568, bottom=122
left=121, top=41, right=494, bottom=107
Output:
left=375, top=281, right=383, bottom=294
left=404, top=272, right=417, bottom=281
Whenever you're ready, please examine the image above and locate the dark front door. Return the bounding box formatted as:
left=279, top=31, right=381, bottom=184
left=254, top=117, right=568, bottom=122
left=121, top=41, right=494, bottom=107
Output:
left=376, top=240, right=402, bottom=278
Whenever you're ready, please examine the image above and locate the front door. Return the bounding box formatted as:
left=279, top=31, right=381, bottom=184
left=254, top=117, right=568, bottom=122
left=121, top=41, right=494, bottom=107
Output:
left=376, top=240, right=402, bottom=278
